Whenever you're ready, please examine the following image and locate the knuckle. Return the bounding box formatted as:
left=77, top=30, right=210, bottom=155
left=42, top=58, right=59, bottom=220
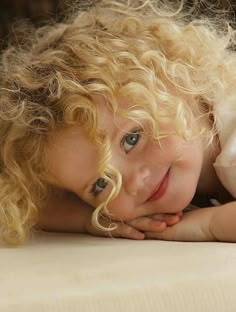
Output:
left=113, top=223, right=131, bottom=238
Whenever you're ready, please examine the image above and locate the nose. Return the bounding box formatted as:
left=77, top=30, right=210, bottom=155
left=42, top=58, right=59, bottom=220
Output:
left=124, top=166, right=151, bottom=196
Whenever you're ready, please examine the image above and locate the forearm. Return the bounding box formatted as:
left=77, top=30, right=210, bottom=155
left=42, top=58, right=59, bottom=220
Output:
left=38, top=189, right=93, bottom=233
left=210, top=201, right=236, bottom=242
left=37, top=188, right=182, bottom=240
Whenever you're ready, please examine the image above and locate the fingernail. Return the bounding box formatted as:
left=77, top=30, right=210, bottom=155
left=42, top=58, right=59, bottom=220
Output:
left=156, top=221, right=166, bottom=229
left=169, top=215, right=178, bottom=221
left=135, top=232, right=145, bottom=240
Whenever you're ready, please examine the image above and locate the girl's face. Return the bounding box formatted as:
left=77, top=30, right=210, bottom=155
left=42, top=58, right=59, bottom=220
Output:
left=47, top=96, right=204, bottom=221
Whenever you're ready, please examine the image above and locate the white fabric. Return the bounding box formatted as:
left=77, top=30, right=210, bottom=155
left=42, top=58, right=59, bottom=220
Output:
left=1, top=232, right=236, bottom=312
left=213, top=97, right=236, bottom=197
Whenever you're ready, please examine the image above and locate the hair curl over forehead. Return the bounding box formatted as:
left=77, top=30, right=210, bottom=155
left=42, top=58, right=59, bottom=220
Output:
left=1, top=0, right=236, bottom=244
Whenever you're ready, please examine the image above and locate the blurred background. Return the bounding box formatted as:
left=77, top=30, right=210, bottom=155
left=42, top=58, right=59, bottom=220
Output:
left=0, top=0, right=234, bottom=49
left=0, top=0, right=96, bottom=48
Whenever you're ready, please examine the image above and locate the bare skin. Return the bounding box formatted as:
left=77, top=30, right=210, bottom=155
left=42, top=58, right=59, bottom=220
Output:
left=42, top=96, right=236, bottom=242
left=39, top=187, right=182, bottom=240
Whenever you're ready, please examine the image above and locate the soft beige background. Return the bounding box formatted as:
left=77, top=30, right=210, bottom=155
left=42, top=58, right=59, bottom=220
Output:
left=1, top=232, right=236, bottom=311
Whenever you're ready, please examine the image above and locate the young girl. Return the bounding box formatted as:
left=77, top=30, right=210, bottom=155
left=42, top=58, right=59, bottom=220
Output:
left=0, top=0, right=236, bottom=245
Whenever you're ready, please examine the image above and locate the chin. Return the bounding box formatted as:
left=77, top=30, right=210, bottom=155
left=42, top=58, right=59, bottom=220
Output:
left=178, top=193, right=196, bottom=211
left=163, top=190, right=195, bottom=213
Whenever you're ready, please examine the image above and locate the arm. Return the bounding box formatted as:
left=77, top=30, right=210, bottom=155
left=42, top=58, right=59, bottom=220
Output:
left=146, top=201, right=236, bottom=242
left=210, top=201, right=236, bottom=242
left=38, top=188, right=93, bottom=233
left=38, top=188, right=180, bottom=239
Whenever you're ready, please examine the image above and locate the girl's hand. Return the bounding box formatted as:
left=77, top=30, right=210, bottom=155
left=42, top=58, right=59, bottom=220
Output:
left=145, top=208, right=215, bottom=241
left=40, top=188, right=182, bottom=240
left=85, top=212, right=182, bottom=240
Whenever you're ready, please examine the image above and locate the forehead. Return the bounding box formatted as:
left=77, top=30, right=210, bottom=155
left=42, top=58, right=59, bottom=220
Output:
left=92, top=94, right=131, bottom=129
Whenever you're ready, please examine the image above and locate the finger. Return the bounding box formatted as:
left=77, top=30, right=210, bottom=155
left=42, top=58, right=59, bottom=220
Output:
left=145, top=228, right=176, bottom=241
left=127, top=217, right=167, bottom=232
left=137, top=202, right=184, bottom=220
left=109, top=223, right=145, bottom=240
left=87, top=216, right=145, bottom=240
left=88, top=222, right=145, bottom=240
left=176, top=211, right=183, bottom=217
left=151, top=213, right=180, bottom=226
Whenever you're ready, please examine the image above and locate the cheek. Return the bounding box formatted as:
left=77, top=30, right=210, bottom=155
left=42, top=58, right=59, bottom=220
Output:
left=106, top=194, right=137, bottom=221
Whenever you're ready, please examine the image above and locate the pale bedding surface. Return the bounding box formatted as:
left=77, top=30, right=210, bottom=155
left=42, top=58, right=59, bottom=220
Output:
left=1, top=232, right=236, bottom=312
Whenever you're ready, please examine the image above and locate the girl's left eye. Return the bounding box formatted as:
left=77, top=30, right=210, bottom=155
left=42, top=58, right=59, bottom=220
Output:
left=90, top=178, right=108, bottom=196
left=123, top=130, right=140, bottom=152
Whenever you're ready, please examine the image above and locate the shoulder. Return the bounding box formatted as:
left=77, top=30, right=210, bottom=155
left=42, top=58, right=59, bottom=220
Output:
left=213, top=95, right=236, bottom=198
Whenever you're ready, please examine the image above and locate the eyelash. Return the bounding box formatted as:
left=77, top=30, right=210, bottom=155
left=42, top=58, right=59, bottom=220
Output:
left=90, top=128, right=142, bottom=196
left=90, top=178, right=108, bottom=197
left=121, top=128, right=141, bottom=153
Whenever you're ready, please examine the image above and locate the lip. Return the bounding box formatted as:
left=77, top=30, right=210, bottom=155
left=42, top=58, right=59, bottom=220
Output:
left=148, top=170, right=170, bottom=202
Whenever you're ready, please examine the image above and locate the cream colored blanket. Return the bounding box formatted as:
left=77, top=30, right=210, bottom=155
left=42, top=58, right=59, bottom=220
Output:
left=1, top=232, right=236, bottom=311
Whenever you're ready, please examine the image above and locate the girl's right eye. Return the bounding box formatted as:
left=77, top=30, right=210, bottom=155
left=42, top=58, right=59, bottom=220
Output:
left=90, top=178, right=108, bottom=196
left=122, top=130, right=140, bottom=153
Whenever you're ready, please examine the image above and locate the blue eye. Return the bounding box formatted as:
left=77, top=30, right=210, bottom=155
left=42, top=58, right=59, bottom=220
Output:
left=91, top=178, right=108, bottom=196
left=123, top=130, right=140, bottom=152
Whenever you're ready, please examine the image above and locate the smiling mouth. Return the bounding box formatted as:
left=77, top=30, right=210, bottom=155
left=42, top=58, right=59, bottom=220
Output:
left=148, top=170, right=170, bottom=202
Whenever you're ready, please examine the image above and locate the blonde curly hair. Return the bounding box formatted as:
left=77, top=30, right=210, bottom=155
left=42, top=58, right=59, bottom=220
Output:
left=1, top=0, right=236, bottom=245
